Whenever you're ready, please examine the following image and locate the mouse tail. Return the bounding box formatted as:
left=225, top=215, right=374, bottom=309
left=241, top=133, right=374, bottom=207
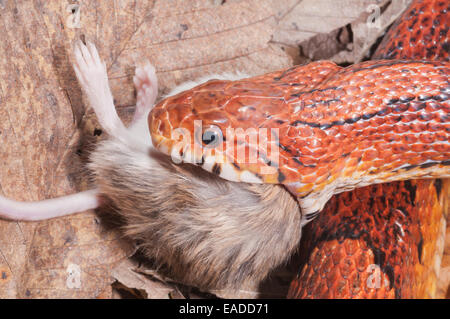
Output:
left=0, top=189, right=100, bottom=221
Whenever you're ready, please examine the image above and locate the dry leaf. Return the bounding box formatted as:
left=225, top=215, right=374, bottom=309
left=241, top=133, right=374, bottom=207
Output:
left=273, top=0, right=411, bottom=63
left=111, top=259, right=175, bottom=299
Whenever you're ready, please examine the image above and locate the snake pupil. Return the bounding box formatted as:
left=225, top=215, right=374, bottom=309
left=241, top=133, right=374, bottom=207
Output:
left=200, top=126, right=223, bottom=148
left=202, top=131, right=217, bottom=145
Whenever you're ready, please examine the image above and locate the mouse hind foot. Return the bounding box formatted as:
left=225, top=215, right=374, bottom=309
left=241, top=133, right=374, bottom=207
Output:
left=133, top=62, right=158, bottom=123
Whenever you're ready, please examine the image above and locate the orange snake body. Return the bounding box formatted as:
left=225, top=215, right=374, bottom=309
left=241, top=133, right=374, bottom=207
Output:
left=288, top=0, right=449, bottom=298
left=149, top=0, right=449, bottom=298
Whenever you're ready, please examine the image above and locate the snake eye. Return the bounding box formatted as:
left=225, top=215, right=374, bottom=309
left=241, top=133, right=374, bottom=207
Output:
left=199, top=125, right=223, bottom=148
left=202, top=130, right=218, bottom=145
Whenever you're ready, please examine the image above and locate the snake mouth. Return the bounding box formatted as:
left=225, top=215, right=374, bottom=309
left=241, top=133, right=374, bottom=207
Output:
left=150, top=130, right=284, bottom=184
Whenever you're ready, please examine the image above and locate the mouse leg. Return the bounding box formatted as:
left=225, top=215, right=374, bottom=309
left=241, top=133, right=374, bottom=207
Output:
left=122, top=62, right=159, bottom=148
left=132, top=62, right=158, bottom=123
left=73, top=41, right=133, bottom=145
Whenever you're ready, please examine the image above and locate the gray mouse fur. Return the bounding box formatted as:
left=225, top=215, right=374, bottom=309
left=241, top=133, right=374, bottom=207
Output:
left=90, top=138, right=301, bottom=290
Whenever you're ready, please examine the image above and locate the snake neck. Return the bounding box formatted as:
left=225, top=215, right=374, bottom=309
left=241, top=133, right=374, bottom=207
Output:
left=289, top=162, right=450, bottom=224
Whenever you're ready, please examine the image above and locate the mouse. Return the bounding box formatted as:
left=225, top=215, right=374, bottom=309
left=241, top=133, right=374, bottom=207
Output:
left=0, top=41, right=302, bottom=291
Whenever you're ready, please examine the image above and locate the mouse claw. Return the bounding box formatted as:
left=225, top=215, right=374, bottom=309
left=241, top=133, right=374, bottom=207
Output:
left=73, top=40, right=108, bottom=95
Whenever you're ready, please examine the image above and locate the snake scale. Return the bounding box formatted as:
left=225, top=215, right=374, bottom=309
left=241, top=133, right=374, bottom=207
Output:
left=288, top=0, right=449, bottom=298
left=149, top=0, right=449, bottom=298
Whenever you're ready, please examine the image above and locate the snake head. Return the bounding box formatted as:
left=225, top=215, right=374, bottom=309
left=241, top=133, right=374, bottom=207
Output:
left=148, top=62, right=343, bottom=187
left=148, top=78, right=291, bottom=185
left=147, top=80, right=335, bottom=220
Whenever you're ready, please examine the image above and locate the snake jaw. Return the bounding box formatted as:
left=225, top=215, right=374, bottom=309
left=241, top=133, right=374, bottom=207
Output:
left=151, top=127, right=267, bottom=183
left=287, top=181, right=338, bottom=225
left=150, top=108, right=282, bottom=183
